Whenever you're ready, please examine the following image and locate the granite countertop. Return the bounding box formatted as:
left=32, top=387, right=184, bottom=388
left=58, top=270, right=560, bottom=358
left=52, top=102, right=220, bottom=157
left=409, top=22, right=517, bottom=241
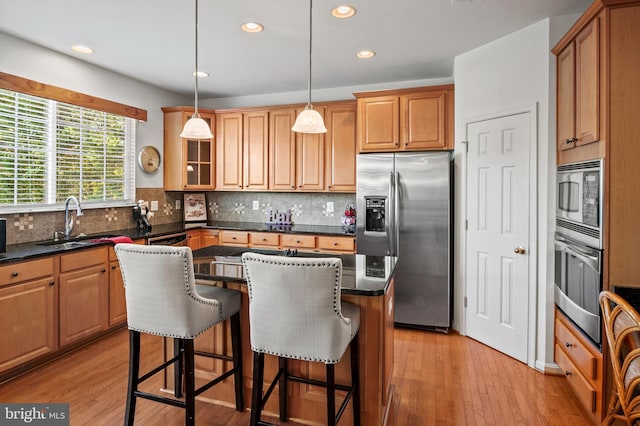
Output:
left=0, top=222, right=354, bottom=265
left=192, top=245, right=396, bottom=297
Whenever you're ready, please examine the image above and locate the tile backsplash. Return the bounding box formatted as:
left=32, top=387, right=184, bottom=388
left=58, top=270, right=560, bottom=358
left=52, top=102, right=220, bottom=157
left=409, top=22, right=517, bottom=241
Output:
left=1, top=189, right=355, bottom=245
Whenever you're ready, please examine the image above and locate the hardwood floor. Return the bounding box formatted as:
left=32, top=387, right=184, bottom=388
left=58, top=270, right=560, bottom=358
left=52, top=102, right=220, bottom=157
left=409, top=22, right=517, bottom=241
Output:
left=0, top=327, right=593, bottom=425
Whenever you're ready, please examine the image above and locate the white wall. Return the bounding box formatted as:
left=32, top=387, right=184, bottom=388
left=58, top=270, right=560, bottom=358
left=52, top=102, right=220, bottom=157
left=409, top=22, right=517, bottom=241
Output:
left=453, top=15, right=579, bottom=370
left=0, top=31, right=190, bottom=189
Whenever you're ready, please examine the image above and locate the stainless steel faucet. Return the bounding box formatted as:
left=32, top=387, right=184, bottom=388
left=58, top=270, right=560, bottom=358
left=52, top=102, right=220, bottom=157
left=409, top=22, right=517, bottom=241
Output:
left=64, top=196, right=83, bottom=239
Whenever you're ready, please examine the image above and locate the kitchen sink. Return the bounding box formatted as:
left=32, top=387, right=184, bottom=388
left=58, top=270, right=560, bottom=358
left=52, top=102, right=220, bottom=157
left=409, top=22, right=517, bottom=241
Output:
left=35, top=234, right=116, bottom=246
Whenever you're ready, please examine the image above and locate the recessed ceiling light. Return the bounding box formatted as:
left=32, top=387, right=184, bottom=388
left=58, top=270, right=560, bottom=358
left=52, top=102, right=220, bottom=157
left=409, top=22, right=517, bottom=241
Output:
left=193, top=71, right=209, bottom=77
left=241, top=22, right=264, bottom=33
left=356, top=50, right=376, bottom=59
left=71, top=45, right=94, bottom=54
left=331, top=5, right=356, bottom=19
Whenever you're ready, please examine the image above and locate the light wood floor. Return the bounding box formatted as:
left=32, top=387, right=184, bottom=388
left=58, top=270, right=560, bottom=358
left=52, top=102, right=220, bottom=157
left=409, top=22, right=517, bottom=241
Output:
left=0, top=327, right=593, bottom=425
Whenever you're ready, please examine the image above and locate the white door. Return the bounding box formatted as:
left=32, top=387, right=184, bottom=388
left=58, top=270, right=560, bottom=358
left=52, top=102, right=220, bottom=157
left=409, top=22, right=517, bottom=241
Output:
left=465, top=112, right=531, bottom=363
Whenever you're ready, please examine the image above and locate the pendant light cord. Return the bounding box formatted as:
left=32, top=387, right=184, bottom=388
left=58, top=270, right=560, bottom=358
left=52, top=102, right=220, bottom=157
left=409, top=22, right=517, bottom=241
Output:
left=193, top=0, right=200, bottom=115
left=307, top=0, right=313, bottom=108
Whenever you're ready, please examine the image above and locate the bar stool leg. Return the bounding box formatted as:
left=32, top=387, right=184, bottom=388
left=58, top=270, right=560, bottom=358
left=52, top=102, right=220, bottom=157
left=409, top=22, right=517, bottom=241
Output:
left=326, top=364, right=336, bottom=426
left=350, top=333, right=361, bottom=426
left=230, top=312, right=244, bottom=412
left=174, top=338, right=183, bottom=398
left=125, top=330, right=140, bottom=426
left=250, top=352, right=265, bottom=426
left=183, top=339, right=195, bottom=426
left=279, top=357, right=288, bottom=421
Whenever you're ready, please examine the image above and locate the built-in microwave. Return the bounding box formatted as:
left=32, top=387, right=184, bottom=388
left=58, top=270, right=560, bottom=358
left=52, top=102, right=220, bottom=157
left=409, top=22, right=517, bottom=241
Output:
left=556, top=159, right=602, bottom=249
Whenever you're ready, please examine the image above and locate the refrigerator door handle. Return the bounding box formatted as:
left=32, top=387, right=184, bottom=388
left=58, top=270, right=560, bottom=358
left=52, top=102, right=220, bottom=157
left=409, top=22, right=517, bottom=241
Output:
left=395, top=171, right=400, bottom=256
left=388, top=171, right=395, bottom=255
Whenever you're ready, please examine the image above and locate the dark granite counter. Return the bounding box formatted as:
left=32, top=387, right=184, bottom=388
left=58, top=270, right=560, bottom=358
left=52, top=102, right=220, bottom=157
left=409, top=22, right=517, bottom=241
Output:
left=0, top=222, right=354, bottom=265
left=192, top=245, right=396, bottom=297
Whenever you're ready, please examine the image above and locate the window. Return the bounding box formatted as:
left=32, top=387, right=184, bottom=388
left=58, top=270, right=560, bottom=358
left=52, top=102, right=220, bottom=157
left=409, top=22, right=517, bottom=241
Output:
left=0, top=88, right=137, bottom=211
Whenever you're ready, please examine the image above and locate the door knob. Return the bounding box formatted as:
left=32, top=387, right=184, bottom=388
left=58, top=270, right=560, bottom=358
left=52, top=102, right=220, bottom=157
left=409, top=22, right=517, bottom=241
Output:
left=514, top=246, right=526, bottom=255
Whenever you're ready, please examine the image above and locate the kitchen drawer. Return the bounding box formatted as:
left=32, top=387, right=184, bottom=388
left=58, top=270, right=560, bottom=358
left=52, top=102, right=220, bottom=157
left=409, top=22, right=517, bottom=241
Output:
left=281, top=234, right=316, bottom=249
left=60, top=247, right=108, bottom=273
left=220, top=230, right=249, bottom=246
left=0, top=257, right=54, bottom=286
left=317, top=236, right=355, bottom=252
left=555, top=344, right=596, bottom=413
left=555, top=316, right=598, bottom=381
left=250, top=232, right=280, bottom=247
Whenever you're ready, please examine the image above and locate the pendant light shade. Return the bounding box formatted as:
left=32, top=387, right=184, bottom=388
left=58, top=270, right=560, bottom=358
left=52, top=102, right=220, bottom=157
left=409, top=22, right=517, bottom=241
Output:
left=292, top=0, right=326, bottom=134
left=181, top=0, right=213, bottom=140
left=292, top=106, right=327, bottom=133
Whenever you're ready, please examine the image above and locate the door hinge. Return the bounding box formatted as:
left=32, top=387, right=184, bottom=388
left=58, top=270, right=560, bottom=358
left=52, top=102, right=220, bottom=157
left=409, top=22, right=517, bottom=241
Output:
left=464, top=296, right=468, bottom=308
left=461, top=140, right=469, bottom=153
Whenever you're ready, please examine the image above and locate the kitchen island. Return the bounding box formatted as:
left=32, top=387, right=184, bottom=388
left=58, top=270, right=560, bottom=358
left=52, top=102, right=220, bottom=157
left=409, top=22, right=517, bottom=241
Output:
left=164, top=246, right=397, bottom=426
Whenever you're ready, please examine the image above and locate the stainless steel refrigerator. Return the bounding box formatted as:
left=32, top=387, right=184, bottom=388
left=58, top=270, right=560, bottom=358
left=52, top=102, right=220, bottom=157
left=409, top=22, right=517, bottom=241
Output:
left=356, top=151, right=452, bottom=330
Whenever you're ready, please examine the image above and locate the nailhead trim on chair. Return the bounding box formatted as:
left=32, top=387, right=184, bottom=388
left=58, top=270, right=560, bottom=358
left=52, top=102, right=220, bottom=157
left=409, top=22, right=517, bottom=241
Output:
left=242, top=255, right=354, bottom=364
left=117, top=246, right=240, bottom=339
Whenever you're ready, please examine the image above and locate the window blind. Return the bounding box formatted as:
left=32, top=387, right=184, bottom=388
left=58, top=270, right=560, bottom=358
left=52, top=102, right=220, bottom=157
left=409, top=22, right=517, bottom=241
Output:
left=0, top=88, right=136, bottom=211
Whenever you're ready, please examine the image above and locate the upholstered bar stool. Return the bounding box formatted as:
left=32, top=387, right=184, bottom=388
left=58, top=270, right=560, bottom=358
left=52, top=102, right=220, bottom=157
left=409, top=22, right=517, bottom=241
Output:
left=241, top=252, right=361, bottom=426
left=115, top=244, right=244, bottom=426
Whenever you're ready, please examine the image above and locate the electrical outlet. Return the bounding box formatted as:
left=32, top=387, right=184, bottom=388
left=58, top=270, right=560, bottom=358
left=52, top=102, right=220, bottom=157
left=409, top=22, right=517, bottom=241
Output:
left=176, top=199, right=181, bottom=210
left=326, top=201, right=334, bottom=213
left=150, top=200, right=159, bottom=211
left=253, top=200, right=260, bottom=210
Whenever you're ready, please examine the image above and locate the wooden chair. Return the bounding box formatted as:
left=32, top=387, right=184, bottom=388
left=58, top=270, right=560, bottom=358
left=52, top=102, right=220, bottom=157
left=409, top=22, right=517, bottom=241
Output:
left=115, top=243, right=244, bottom=426
left=241, top=252, right=361, bottom=426
left=600, top=291, right=640, bottom=426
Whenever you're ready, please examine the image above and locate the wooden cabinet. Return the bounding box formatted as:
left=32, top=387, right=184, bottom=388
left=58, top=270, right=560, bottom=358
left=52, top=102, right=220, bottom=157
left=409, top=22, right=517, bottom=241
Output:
left=108, top=239, right=144, bottom=327
left=269, top=108, right=297, bottom=190
left=554, top=19, right=601, bottom=164
left=355, top=85, right=454, bottom=153
left=59, top=247, right=109, bottom=347
left=0, top=258, right=57, bottom=373
left=220, top=230, right=250, bottom=246
left=317, top=235, right=355, bottom=253
left=325, top=102, right=357, bottom=192
left=249, top=232, right=279, bottom=248
left=216, top=111, right=269, bottom=190
left=554, top=309, right=602, bottom=424
left=162, top=106, right=216, bottom=191
left=295, top=106, right=325, bottom=191
left=201, top=229, right=220, bottom=248
left=280, top=234, right=316, bottom=250
left=186, top=229, right=203, bottom=250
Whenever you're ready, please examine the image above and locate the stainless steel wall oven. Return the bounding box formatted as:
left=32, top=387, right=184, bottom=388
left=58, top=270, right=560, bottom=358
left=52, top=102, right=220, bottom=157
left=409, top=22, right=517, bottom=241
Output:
left=555, top=159, right=603, bottom=346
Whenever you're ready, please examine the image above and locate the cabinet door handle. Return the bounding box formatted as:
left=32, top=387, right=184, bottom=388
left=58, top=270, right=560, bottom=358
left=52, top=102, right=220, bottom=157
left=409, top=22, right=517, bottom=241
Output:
left=11, top=271, right=19, bottom=277
left=49, top=280, right=55, bottom=286
left=565, top=342, right=574, bottom=348
left=101, top=268, right=106, bottom=273
left=111, top=265, right=117, bottom=270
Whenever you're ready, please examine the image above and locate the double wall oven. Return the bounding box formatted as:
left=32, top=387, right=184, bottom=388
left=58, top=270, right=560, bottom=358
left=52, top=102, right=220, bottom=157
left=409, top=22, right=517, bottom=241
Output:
left=555, top=159, right=603, bottom=345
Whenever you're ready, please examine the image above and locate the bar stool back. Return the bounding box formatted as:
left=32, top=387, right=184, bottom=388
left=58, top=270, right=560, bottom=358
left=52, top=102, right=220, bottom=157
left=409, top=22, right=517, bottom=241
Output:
left=115, top=243, right=243, bottom=426
left=241, top=252, right=361, bottom=426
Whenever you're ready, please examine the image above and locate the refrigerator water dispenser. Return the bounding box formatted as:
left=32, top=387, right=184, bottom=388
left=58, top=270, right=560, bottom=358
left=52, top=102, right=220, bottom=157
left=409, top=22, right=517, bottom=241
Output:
left=365, top=197, right=386, bottom=232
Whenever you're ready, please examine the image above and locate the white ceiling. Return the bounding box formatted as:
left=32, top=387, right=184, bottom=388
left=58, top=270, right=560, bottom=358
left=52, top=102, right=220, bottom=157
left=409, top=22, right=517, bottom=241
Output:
left=0, top=0, right=590, bottom=99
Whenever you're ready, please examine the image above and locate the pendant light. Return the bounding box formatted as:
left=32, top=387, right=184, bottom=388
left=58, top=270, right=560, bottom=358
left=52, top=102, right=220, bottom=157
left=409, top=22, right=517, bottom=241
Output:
left=292, top=0, right=327, bottom=134
left=180, top=0, right=213, bottom=139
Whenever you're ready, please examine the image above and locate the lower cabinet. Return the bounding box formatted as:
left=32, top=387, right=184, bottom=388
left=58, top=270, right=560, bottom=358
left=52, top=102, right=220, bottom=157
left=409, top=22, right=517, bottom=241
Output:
left=59, top=247, right=109, bottom=347
left=108, top=239, right=144, bottom=327
left=0, top=257, right=57, bottom=373
left=554, top=308, right=603, bottom=423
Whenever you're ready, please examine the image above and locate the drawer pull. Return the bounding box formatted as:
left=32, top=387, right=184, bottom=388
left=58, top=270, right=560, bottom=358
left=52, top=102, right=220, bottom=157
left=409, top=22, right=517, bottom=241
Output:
left=11, top=272, right=19, bottom=277
left=565, top=342, right=574, bottom=348
left=296, top=240, right=301, bottom=244
left=333, top=242, right=338, bottom=246
left=262, top=238, right=267, bottom=242
left=565, top=371, right=571, bottom=377
left=232, top=237, right=237, bottom=240
left=49, top=281, right=55, bottom=286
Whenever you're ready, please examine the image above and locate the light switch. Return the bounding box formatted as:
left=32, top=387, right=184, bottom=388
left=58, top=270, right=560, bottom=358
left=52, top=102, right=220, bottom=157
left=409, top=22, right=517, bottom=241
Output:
left=253, top=200, right=260, bottom=210
left=326, top=202, right=334, bottom=213
left=150, top=200, right=159, bottom=211
left=176, top=199, right=181, bottom=210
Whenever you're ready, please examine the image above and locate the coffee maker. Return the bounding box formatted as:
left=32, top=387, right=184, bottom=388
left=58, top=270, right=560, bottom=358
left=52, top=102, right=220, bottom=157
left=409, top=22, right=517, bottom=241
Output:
left=132, top=201, right=152, bottom=232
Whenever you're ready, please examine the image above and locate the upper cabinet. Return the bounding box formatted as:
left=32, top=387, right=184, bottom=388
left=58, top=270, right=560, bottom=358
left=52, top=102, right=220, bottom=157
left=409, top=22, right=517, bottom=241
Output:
left=216, top=110, right=269, bottom=191
left=325, top=102, right=356, bottom=192
left=162, top=106, right=216, bottom=191
left=355, top=85, right=454, bottom=153
left=554, top=18, right=601, bottom=164
left=269, top=108, right=297, bottom=190
left=295, top=106, right=325, bottom=191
